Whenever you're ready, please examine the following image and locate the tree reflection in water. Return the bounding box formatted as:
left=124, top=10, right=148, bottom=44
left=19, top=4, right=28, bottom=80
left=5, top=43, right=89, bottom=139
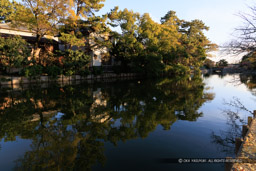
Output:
left=211, top=74, right=256, bottom=156
left=240, top=74, right=256, bottom=97
left=211, top=109, right=246, bottom=156
left=0, top=74, right=214, bottom=170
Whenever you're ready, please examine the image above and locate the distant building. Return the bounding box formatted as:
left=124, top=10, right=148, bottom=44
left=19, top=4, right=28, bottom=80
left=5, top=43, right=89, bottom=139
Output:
left=88, top=32, right=113, bottom=69
left=0, top=23, right=112, bottom=67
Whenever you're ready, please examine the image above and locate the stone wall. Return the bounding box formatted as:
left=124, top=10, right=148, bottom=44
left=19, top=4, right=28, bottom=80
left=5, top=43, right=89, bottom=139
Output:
left=0, top=73, right=140, bottom=88
left=228, top=112, right=256, bottom=171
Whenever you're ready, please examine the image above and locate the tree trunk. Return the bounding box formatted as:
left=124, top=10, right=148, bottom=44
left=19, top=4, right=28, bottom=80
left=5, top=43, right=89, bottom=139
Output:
left=33, top=34, right=42, bottom=64
left=34, top=48, right=41, bottom=63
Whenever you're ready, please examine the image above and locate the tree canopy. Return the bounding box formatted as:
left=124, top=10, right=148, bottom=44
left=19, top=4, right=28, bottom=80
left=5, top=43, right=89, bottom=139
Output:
left=216, top=59, right=228, bottom=67
left=108, top=7, right=216, bottom=76
left=0, top=1, right=217, bottom=76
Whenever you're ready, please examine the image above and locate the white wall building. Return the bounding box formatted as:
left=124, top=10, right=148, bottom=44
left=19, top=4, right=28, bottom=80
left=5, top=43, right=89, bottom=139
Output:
left=0, top=23, right=112, bottom=67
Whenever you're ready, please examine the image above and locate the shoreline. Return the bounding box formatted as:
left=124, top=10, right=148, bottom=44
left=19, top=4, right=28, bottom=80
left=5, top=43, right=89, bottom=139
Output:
left=0, top=73, right=142, bottom=90
left=202, top=68, right=256, bottom=75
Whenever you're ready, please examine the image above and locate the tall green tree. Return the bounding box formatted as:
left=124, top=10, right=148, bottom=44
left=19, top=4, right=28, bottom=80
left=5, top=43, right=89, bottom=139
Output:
left=67, top=0, right=105, bottom=23
left=62, top=0, right=107, bottom=44
left=108, top=7, right=142, bottom=72
left=179, top=20, right=210, bottom=67
left=159, top=11, right=182, bottom=66
left=59, top=0, right=111, bottom=64
left=108, top=8, right=215, bottom=75
left=4, top=0, right=68, bottom=63
left=161, top=11, right=217, bottom=71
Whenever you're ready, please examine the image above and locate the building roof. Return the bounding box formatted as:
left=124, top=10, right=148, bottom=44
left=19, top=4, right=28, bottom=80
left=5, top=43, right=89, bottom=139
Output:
left=1, top=33, right=59, bottom=45
left=0, top=23, right=33, bottom=33
left=0, top=23, right=59, bottom=43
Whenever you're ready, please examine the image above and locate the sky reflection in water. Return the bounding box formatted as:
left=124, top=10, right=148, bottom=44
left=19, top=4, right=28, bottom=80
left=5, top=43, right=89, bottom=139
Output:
left=0, top=74, right=255, bottom=171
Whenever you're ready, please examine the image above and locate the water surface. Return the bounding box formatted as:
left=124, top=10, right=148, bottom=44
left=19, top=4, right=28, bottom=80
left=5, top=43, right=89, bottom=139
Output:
left=0, top=74, right=255, bottom=171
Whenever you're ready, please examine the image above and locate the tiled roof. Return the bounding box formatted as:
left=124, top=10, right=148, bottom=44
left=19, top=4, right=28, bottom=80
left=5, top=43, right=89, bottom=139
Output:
left=0, top=23, right=33, bottom=33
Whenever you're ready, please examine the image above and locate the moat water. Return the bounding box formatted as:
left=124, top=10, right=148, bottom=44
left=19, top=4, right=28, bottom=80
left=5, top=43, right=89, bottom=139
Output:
left=0, top=74, right=255, bottom=171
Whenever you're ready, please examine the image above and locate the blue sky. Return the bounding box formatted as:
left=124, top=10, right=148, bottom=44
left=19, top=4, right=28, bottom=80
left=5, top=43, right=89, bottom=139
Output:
left=97, top=0, right=255, bottom=46
left=15, top=0, right=254, bottom=45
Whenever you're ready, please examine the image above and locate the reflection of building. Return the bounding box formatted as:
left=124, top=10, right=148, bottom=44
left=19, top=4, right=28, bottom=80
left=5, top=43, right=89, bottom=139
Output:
left=0, top=96, right=58, bottom=122
left=31, top=110, right=58, bottom=122
left=90, top=88, right=111, bottom=123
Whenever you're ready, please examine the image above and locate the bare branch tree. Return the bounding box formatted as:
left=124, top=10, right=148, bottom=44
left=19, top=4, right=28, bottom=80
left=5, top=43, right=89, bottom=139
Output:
left=226, top=5, right=256, bottom=55
left=223, top=96, right=253, bottom=115
left=211, top=109, right=246, bottom=155
left=211, top=98, right=250, bottom=155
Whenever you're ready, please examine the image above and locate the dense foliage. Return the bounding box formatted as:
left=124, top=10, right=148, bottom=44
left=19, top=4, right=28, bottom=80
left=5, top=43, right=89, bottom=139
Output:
left=216, top=59, right=228, bottom=67
left=240, top=52, right=256, bottom=70
left=203, top=58, right=215, bottom=69
left=0, top=36, right=31, bottom=71
left=108, top=8, right=216, bottom=76
left=0, top=0, right=216, bottom=77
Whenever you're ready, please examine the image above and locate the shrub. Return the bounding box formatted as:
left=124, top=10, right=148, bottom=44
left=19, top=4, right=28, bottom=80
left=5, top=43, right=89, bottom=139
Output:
left=92, top=66, right=103, bottom=75
left=0, top=36, right=30, bottom=72
left=65, top=70, right=75, bottom=76
left=216, top=59, right=228, bottom=67
left=45, top=65, right=62, bottom=79
left=79, top=69, right=91, bottom=76
left=21, top=65, right=43, bottom=79
left=204, top=58, right=215, bottom=69
left=61, top=49, right=91, bottom=75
